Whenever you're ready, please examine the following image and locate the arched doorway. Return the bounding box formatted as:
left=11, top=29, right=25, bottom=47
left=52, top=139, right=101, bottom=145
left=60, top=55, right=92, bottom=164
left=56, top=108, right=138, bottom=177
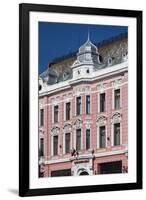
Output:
left=79, top=171, right=89, bottom=176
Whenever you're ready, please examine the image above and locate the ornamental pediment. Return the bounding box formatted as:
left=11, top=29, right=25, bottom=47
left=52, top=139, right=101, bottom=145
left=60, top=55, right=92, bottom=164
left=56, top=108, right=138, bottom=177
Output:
left=51, top=126, right=60, bottom=135
left=97, top=116, right=107, bottom=126
left=111, top=112, right=122, bottom=123
left=63, top=123, right=72, bottom=133
left=74, top=119, right=83, bottom=129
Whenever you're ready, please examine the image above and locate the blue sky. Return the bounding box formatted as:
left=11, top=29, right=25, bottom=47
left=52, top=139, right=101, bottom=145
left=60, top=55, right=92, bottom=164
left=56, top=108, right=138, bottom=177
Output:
left=39, top=22, right=128, bottom=74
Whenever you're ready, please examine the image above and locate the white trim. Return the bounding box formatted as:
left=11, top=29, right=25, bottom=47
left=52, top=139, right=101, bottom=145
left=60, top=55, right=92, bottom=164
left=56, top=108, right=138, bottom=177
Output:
left=97, top=92, right=100, bottom=114
left=39, top=82, right=128, bottom=108
left=64, top=102, right=66, bottom=121
left=45, top=149, right=128, bottom=165
left=111, top=123, right=114, bottom=146
left=105, top=125, right=107, bottom=148
left=39, top=63, right=128, bottom=97
left=97, top=126, right=99, bottom=149
left=112, top=88, right=114, bottom=110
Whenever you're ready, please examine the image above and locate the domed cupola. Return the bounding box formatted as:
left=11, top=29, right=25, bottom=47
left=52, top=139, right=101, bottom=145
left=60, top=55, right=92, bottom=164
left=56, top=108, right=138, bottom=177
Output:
left=71, top=33, right=101, bottom=79
left=76, top=33, right=100, bottom=64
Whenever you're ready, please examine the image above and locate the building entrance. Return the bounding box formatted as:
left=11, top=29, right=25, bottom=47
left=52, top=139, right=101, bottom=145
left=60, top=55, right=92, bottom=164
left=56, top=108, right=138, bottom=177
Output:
left=79, top=171, right=89, bottom=175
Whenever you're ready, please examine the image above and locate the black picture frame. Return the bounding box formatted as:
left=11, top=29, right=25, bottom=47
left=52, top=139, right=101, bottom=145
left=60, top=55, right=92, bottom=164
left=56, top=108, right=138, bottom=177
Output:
left=19, top=3, right=143, bottom=197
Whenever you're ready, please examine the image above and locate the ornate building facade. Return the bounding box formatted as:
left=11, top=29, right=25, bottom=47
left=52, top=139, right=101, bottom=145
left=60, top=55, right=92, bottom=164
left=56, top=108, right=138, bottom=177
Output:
left=39, top=34, right=128, bottom=177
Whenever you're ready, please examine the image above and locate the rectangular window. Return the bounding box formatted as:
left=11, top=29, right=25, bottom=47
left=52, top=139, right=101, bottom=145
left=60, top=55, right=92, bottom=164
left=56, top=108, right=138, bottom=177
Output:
left=100, top=93, right=105, bottom=112
left=86, top=95, right=90, bottom=114
left=40, top=109, right=44, bottom=126
left=53, top=135, right=58, bottom=156
left=114, top=123, right=120, bottom=146
left=99, top=126, right=106, bottom=148
left=76, top=129, right=81, bottom=151
left=39, top=138, right=44, bottom=157
left=86, top=129, right=90, bottom=149
left=66, top=102, right=70, bottom=120
left=54, top=105, right=59, bottom=123
left=114, top=89, right=120, bottom=109
left=65, top=133, right=70, bottom=154
left=76, top=97, right=81, bottom=115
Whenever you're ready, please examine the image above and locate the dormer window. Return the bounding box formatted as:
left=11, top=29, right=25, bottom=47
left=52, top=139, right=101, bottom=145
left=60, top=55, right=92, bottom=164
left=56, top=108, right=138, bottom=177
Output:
left=39, top=84, right=42, bottom=91
left=86, top=69, right=90, bottom=73
left=78, top=70, right=80, bottom=75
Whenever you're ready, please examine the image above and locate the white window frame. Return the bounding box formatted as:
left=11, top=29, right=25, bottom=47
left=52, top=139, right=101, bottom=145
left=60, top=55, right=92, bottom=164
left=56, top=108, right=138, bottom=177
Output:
left=85, top=128, right=91, bottom=150
left=74, top=128, right=83, bottom=151
left=75, top=95, right=82, bottom=116
left=112, top=80, right=122, bottom=110
left=64, top=101, right=71, bottom=121
left=111, top=113, right=122, bottom=146
left=98, top=92, right=106, bottom=113
left=52, top=104, right=59, bottom=123
left=51, top=134, right=59, bottom=156
left=85, top=94, right=92, bottom=115
left=96, top=117, right=107, bottom=149
left=63, top=132, right=72, bottom=154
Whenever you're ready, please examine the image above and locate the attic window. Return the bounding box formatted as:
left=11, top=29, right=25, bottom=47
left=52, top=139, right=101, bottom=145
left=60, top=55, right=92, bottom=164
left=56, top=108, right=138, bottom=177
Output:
left=86, top=69, right=89, bottom=73
left=39, top=85, right=42, bottom=91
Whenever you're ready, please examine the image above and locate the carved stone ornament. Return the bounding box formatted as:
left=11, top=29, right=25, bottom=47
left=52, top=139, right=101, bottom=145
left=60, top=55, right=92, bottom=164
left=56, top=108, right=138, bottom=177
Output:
left=112, top=79, right=121, bottom=89
left=74, top=119, right=82, bottom=129
left=63, top=123, right=72, bottom=133
left=111, top=112, right=122, bottom=123
left=51, top=126, right=60, bottom=135
left=97, top=116, right=107, bottom=126
left=98, top=83, right=106, bottom=93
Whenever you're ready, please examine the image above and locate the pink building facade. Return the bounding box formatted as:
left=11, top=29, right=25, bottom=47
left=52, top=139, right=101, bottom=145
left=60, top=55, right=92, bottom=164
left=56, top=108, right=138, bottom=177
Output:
left=39, top=36, right=128, bottom=177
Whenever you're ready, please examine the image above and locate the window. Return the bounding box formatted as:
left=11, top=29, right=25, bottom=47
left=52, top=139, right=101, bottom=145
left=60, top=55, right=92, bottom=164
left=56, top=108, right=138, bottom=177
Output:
left=86, top=129, right=90, bottom=149
left=66, top=102, right=70, bottom=120
left=65, top=133, right=70, bottom=154
left=76, top=129, right=81, bottom=151
left=86, top=69, right=90, bottom=73
left=40, top=109, right=44, bottom=126
left=51, top=169, right=71, bottom=177
left=53, top=135, right=58, bottom=156
left=99, top=126, right=106, bottom=148
left=76, top=97, right=81, bottom=115
left=114, top=123, right=120, bottom=146
left=39, top=138, right=44, bottom=157
left=114, top=89, right=120, bottom=109
left=54, top=105, right=59, bottom=123
left=86, top=95, right=90, bottom=114
left=100, top=93, right=105, bottom=112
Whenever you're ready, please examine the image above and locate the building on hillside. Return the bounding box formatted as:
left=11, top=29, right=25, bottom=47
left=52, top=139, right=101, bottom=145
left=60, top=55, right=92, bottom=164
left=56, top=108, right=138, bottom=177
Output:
left=38, top=33, right=128, bottom=177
